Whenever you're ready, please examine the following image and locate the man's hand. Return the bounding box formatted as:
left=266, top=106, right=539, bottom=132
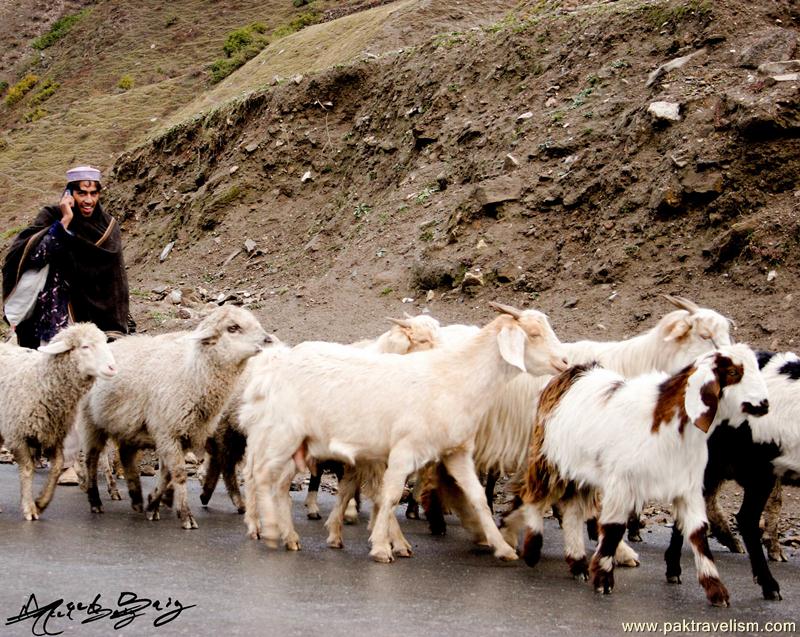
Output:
left=59, top=189, right=74, bottom=229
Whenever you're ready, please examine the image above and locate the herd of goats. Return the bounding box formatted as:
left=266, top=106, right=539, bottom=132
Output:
left=0, top=294, right=797, bottom=608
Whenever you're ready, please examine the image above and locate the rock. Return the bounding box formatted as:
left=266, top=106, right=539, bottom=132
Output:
left=177, top=307, right=193, bottom=320
left=229, top=165, right=239, bottom=175
left=151, top=284, right=168, bottom=295
left=767, top=270, right=777, bottom=282
left=410, top=260, right=459, bottom=290
left=681, top=170, right=724, bottom=197
left=504, top=153, right=519, bottom=171
left=411, top=127, right=437, bottom=149
left=304, top=235, right=321, bottom=252
left=222, top=249, right=241, bottom=267
left=704, top=218, right=759, bottom=269
left=292, top=74, right=303, bottom=84
left=472, top=175, right=523, bottom=209
left=544, top=96, right=558, bottom=108
left=168, top=290, right=182, bottom=305
left=650, top=175, right=684, bottom=214
left=159, top=241, right=175, bottom=262
left=426, top=290, right=435, bottom=302
left=645, top=49, right=707, bottom=87
left=244, top=239, right=257, bottom=254
left=564, top=298, right=578, bottom=308
left=476, top=239, right=488, bottom=249
left=647, top=101, right=681, bottom=123
left=301, top=170, right=313, bottom=183
left=738, top=28, right=798, bottom=69
left=758, top=60, right=800, bottom=76
left=461, top=271, right=484, bottom=289
left=516, top=111, right=534, bottom=122
left=244, top=141, right=260, bottom=153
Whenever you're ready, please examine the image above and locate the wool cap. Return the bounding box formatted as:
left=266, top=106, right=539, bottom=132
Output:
left=66, top=165, right=102, bottom=183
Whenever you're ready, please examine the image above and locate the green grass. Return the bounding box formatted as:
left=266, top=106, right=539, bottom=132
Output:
left=28, top=79, right=58, bottom=107
left=117, top=75, right=134, bottom=91
left=0, top=226, right=24, bottom=240
left=31, top=9, right=90, bottom=50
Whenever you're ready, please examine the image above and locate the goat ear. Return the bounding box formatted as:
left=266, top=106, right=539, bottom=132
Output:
left=497, top=325, right=527, bottom=373
left=37, top=340, right=71, bottom=355
left=663, top=316, right=691, bottom=342
left=184, top=326, right=219, bottom=345
left=685, top=358, right=720, bottom=432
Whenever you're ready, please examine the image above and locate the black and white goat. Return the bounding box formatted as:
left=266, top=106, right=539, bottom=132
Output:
left=667, top=350, right=799, bottom=601
left=500, top=344, right=769, bottom=607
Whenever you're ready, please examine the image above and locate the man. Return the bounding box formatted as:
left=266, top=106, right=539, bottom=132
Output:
left=2, top=165, right=132, bottom=484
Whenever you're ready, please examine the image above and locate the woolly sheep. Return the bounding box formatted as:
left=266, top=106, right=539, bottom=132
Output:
left=500, top=344, right=769, bottom=607
left=0, top=323, right=116, bottom=520
left=240, top=302, right=568, bottom=563
left=79, top=304, right=269, bottom=529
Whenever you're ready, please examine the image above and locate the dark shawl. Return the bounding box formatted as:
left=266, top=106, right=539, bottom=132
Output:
left=2, top=203, right=130, bottom=336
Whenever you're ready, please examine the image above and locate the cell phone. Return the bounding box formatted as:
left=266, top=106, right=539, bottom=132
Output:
left=64, top=187, right=73, bottom=197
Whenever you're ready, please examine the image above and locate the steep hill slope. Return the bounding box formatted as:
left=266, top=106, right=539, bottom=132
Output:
left=99, top=0, right=799, bottom=350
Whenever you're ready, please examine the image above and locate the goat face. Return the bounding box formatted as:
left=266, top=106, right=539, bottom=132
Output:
left=662, top=307, right=734, bottom=366
left=685, top=344, right=768, bottom=433
left=492, top=306, right=568, bottom=376
left=386, top=314, right=441, bottom=353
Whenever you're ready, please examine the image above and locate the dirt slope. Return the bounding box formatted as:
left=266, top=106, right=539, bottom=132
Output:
left=99, top=0, right=799, bottom=350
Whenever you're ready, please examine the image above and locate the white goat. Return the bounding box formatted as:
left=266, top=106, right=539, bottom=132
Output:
left=0, top=323, right=116, bottom=520
left=500, top=344, right=769, bottom=607
left=421, top=295, right=733, bottom=547
left=240, top=302, right=568, bottom=563
left=80, top=304, right=269, bottom=529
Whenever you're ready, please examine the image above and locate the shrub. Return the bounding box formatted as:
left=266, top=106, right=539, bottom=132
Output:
left=0, top=80, right=8, bottom=95
left=273, top=11, right=320, bottom=38
left=223, top=27, right=255, bottom=57
left=117, top=75, right=134, bottom=90
left=4, top=74, right=39, bottom=107
left=31, top=9, right=89, bottom=50
left=29, top=79, right=58, bottom=106
left=209, top=23, right=270, bottom=83
left=24, top=107, right=47, bottom=122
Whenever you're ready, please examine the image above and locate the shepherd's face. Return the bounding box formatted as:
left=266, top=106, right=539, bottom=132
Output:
left=73, top=181, right=100, bottom=217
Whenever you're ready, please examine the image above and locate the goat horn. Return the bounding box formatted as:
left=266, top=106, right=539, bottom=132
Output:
left=488, top=301, right=522, bottom=320
left=387, top=317, right=412, bottom=328
left=662, top=294, right=700, bottom=314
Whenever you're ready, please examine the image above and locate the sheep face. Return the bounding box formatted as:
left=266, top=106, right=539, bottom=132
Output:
left=491, top=305, right=568, bottom=376
left=186, top=305, right=269, bottom=364
left=685, top=344, right=768, bottom=433
left=37, top=323, right=117, bottom=380
left=386, top=314, right=441, bottom=353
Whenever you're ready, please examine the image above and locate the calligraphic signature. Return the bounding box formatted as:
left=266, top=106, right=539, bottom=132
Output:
left=5, top=592, right=195, bottom=635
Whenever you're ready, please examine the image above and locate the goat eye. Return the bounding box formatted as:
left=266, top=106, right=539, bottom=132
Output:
left=227, top=324, right=241, bottom=333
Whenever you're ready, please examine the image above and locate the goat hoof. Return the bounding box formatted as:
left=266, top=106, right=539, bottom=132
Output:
left=495, top=547, right=519, bottom=562
left=146, top=510, right=160, bottom=521
left=667, top=575, right=682, bottom=584
left=307, top=511, right=321, bottom=520
left=109, top=490, right=122, bottom=501
left=405, top=509, right=419, bottom=520
left=344, top=515, right=358, bottom=525
left=182, top=516, right=198, bottom=530
left=763, top=589, right=782, bottom=601
left=285, top=541, right=301, bottom=551
left=237, top=506, right=246, bottom=515
left=393, top=545, right=413, bottom=558
left=767, top=548, right=788, bottom=563
left=199, top=493, right=211, bottom=506
left=370, top=548, right=394, bottom=563
left=131, top=503, right=143, bottom=513
left=327, top=539, right=344, bottom=549
left=91, top=505, right=104, bottom=514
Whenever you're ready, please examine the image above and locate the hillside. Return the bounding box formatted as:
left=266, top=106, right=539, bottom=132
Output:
left=100, top=0, right=800, bottom=350
left=1, top=0, right=799, bottom=349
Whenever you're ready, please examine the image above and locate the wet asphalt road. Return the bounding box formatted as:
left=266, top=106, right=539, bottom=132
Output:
left=0, top=464, right=798, bottom=637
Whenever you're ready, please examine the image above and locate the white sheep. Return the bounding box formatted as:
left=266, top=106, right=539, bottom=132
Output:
left=79, top=304, right=269, bottom=529
left=240, top=302, right=568, bottom=563
left=0, top=323, right=116, bottom=520
left=500, top=344, right=769, bottom=607
left=199, top=313, right=441, bottom=520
